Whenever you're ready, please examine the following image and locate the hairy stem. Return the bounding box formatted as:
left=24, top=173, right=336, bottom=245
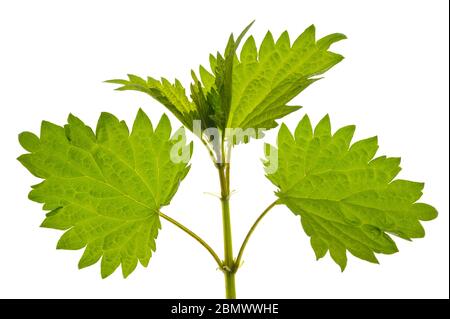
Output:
left=159, top=211, right=222, bottom=268
left=234, top=200, right=279, bottom=270
left=218, top=139, right=236, bottom=299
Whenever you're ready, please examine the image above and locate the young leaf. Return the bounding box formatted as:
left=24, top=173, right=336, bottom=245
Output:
left=107, top=23, right=346, bottom=146
left=206, top=21, right=255, bottom=130
left=106, top=75, right=198, bottom=131
left=18, top=109, right=192, bottom=278
left=227, top=26, right=345, bottom=141
left=265, top=115, right=437, bottom=270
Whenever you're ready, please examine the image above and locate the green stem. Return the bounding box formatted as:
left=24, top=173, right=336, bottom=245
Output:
left=200, top=136, right=218, bottom=164
left=159, top=211, right=222, bottom=268
left=234, top=200, right=279, bottom=270
left=218, top=140, right=236, bottom=298
left=224, top=271, right=236, bottom=299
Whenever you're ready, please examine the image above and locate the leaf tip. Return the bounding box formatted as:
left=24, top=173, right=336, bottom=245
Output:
left=67, top=113, right=82, bottom=126
left=306, top=24, right=316, bottom=34
left=122, top=268, right=133, bottom=279
left=300, top=113, right=311, bottom=122
left=136, top=107, right=147, bottom=118
left=100, top=272, right=109, bottom=279
left=39, top=219, right=50, bottom=228
left=55, top=240, right=64, bottom=250
left=18, top=131, right=40, bottom=152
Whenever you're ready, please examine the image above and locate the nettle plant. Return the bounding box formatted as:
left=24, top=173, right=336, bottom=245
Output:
left=18, top=22, right=437, bottom=298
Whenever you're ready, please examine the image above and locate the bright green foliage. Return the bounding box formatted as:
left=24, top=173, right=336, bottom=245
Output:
left=192, top=21, right=255, bottom=132
left=18, top=23, right=437, bottom=296
left=107, top=23, right=345, bottom=144
left=265, top=115, right=437, bottom=270
left=18, top=109, right=192, bottom=278
left=225, top=26, right=344, bottom=138
left=106, top=76, right=198, bottom=131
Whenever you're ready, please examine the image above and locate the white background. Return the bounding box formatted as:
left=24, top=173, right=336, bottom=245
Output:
left=0, top=0, right=448, bottom=299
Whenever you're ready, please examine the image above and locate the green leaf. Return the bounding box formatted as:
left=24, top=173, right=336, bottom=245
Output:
left=227, top=25, right=345, bottom=141
left=190, top=70, right=216, bottom=131
left=207, top=20, right=255, bottom=129
left=107, top=23, right=345, bottom=147
left=18, top=109, right=192, bottom=278
left=265, top=115, right=437, bottom=271
left=106, top=75, right=198, bottom=131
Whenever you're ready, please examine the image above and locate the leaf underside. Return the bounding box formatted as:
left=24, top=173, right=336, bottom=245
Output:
left=107, top=23, right=346, bottom=144
left=265, top=115, right=437, bottom=270
left=18, top=109, right=192, bottom=278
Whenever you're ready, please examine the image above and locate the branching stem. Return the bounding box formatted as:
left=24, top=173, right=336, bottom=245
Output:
left=234, top=200, right=279, bottom=271
left=159, top=211, right=222, bottom=268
